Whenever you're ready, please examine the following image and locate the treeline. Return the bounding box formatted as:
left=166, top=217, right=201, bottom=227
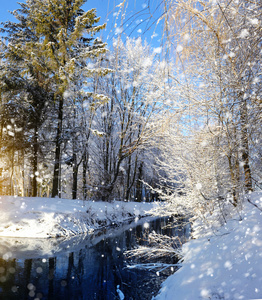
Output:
left=149, top=0, right=262, bottom=213
left=0, top=0, right=261, bottom=208
left=0, top=0, right=165, bottom=201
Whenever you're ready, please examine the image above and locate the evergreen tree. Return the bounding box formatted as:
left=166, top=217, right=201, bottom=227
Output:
left=0, top=3, right=52, bottom=196
left=0, top=0, right=108, bottom=197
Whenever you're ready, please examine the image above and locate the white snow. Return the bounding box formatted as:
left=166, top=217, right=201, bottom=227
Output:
left=153, top=47, right=162, bottom=54
left=0, top=196, right=156, bottom=238
left=1, top=193, right=261, bottom=300
left=239, top=28, right=249, bottom=39
left=176, top=44, right=183, bottom=52
left=0, top=215, right=160, bottom=260
left=154, top=192, right=262, bottom=300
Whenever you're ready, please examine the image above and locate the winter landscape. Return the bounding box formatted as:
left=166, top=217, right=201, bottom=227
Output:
left=0, top=193, right=261, bottom=299
left=0, top=0, right=261, bottom=299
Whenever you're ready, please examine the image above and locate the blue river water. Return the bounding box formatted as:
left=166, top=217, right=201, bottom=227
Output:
left=0, top=216, right=190, bottom=300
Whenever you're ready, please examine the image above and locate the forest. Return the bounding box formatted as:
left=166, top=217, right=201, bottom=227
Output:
left=0, top=0, right=261, bottom=216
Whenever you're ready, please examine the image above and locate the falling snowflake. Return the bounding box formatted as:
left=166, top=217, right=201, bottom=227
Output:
left=196, top=183, right=202, bottom=190
left=239, top=29, right=249, bottom=39
left=176, top=44, right=183, bottom=52
left=153, top=47, right=162, bottom=54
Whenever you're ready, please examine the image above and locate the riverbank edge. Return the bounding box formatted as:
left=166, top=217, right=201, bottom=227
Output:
left=153, top=192, right=262, bottom=300
left=0, top=196, right=162, bottom=238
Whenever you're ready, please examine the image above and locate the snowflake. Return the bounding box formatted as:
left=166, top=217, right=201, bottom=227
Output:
left=239, top=29, right=249, bottom=39
left=176, top=44, right=183, bottom=52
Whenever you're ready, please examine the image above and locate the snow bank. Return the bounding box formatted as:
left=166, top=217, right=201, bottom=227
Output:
left=154, top=192, right=262, bottom=300
left=0, top=196, right=156, bottom=238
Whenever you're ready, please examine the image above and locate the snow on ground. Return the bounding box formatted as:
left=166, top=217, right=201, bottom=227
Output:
left=0, top=195, right=157, bottom=238
left=154, top=192, right=262, bottom=300
left=0, top=213, right=159, bottom=260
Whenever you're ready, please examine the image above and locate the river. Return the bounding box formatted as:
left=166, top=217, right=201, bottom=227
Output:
left=0, top=216, right=190, bottom=300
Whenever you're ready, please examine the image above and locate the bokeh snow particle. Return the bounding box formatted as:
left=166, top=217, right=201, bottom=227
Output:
left=196, top=183, right=202, bottom=190
left=200, top=289, right=211, bottom=298
left=115, top=27, right=123, bottom=35
left=143, top=222, right=150, bottom=229
left=176, top=44, right=183, bottom=52
left=153, top=47, right=162, bottom=54
left=224, top=261, right=232, bottom=270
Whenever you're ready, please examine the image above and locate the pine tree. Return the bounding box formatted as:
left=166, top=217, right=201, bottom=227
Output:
left=0, top=3, right=52, bottom=196
left=26, top=0, right=108, bottom=198
left=1, top=0, right=109, bottom=197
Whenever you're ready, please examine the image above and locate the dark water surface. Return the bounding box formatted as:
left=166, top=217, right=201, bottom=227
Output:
left=0, top=216, right=190, bottom=300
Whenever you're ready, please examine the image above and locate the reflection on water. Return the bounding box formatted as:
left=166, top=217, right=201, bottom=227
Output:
left=0, top=216, right=190, bottom=300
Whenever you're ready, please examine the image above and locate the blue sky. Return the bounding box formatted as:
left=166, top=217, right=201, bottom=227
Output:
left=0, top=0, right=164, bottom=49
left=0, top=0, right=112, bottom=24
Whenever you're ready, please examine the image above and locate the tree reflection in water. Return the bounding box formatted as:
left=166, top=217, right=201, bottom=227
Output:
left=0, top=217, right=190, bottom=300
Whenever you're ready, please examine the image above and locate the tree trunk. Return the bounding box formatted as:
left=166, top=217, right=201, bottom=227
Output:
left=227, top=154, right=238, bottom=206
left=125, top=155, right=132, bottom=201
left=135, top=162, right=143, bottom=202
left=10, top=132, right=15, bottom=196
left=125, top=154, right=138, bottom=201
left=52, top=96, right=64, bottom=198
left=32, top=125, right=38, bottom=197
left=82, top=149, right=88, bottom=200
left=240, top=98, right=253, bottom=192
left=72, top=153, right=78, bottom=199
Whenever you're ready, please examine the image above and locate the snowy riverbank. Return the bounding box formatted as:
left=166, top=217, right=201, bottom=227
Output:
left=0, top=196, right=158, bottom=238
left=154, top=192, right=262, bottom=300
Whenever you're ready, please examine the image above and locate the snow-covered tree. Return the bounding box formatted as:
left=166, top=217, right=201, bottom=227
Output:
left=0, top=0, right=109, bottom=197
left=152, top=0, right=262, bottom=214
left=86, top=37, right=169, bottom=201
left=0, top=2, right=54, bottom=196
